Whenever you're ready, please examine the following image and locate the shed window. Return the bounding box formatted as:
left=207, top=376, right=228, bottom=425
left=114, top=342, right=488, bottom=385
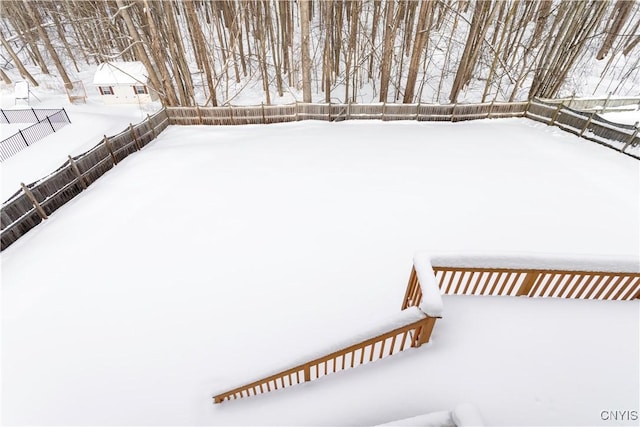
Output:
left=99, top=86, right=114, bottom=95
left=133, top=85, right=148, bottom=95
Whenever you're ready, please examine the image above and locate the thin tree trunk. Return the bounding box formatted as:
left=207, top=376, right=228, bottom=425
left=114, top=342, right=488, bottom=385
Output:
left=0, top=31, right=39, bottom=86
left=300, top=0, right=312, bottom=102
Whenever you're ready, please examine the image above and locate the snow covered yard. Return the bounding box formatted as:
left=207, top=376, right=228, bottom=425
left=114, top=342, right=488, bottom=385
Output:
left=1, top=118, right=638, bottom=425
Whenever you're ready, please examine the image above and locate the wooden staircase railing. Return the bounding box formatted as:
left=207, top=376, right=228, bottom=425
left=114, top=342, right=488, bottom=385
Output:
left=212, top=310, right=437, bottom=404
left=402, top=253, right=640, bottom=309
left=213, top=253, right=638, bottom=405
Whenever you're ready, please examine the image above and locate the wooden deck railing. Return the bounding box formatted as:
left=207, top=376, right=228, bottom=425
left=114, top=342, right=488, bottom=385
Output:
left=213, top=253, right=638, bottom=405
left=402, top=254, right=640, bottom=309
left=213, top=313, right=436, bottom=404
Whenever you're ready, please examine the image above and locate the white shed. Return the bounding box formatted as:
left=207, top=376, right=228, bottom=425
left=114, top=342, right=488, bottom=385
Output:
left=93, top=61, right=156, bottom=104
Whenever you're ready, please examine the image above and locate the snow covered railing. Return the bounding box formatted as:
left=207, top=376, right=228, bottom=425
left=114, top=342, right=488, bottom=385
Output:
left=403, top=253, right=640, bottom=309
left=212, top=307, right=438, bottom=404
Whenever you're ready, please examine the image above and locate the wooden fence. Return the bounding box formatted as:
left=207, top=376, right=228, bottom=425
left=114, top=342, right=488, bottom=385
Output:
left=167, top=101, right=529, bottom=125
left=402, top=255, right=640, bottom=310
left=0, top=109, right=170, bottom=250
left=525, top=99, right=639, bottom=158
left=212, top=313, right=436, bottom=404
left=166, top=97, right=639, bottom=159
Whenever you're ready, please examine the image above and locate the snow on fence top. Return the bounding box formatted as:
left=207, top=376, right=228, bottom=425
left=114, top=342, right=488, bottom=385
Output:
left=403, top=252, right=640, bottom=308
left=93, top=61, right=148, bottom=85
left=425, top=252, right=640, bottom=273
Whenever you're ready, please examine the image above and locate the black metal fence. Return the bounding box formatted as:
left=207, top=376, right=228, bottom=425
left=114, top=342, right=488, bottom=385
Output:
left=0, top=108, right=71, bottom=161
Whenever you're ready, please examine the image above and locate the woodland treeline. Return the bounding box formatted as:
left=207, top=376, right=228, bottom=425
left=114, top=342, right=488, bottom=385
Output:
left=1, top=0, right=639, bottom=106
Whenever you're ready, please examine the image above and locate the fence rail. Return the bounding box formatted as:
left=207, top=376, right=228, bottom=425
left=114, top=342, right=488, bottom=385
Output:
left=538, top=96, right=640, bottom=112
left=402, top=254, right=640, bottom=310
left=1, top=109, right=169, bottom=250
left=212, top=312, right=436, bottom=404
left=1, top=109, right=71, bottom=161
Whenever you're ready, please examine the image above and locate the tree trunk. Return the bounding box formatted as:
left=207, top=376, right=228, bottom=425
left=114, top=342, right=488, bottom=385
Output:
left=299, top=0, right=312, bottom=102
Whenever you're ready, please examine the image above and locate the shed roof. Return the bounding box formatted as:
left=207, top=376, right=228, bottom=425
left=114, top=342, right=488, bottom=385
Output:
left=93, top=61, right=148, bottom=85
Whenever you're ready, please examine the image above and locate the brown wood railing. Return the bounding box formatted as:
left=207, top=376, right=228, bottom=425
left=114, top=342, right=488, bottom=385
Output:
left=212, top=314, right=436, bottom=404
left=402, top=259, right=640, bottom=310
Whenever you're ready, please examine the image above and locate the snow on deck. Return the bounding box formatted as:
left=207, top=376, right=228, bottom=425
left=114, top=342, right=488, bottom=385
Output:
left=1, top=119, right=638, bottom=425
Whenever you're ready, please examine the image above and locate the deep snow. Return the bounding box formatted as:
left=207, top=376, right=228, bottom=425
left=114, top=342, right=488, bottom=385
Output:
left=1, top=119, right=639, bottom=425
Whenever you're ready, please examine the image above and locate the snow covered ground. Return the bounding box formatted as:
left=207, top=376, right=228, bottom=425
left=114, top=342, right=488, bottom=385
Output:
left=2, top=118, right=638, bottom=426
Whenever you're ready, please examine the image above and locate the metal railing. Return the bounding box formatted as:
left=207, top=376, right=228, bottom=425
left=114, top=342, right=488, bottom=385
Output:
left=0, top=109, right=71, bottom=161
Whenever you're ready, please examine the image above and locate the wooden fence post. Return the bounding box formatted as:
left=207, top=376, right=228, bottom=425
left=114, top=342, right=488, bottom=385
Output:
left=229, top=105, right=235, bottom=125
left=328, top=100, right=332, bottom=122
left=261, top=102, right=266, bottom=124
left=414, top=317, right=437, bottom=347
left=382, top=101, right=386, bottom=121
left=295, top=101, right=299, bottom=121
left=517, top=271, right=540, bottom=296
left=549, top=103, right=563, bottom=126
left=622, top=122, right=639, bottom=152
left=580, top=112, right=594, bottom=137
left=347, top=100, right=351, bottom=120
left=524, top=98, right=533, bottom=116
left=147, top=114, right=156, bottom=139
left=20, top=182, right=48, bottom=220
left=415, top=100, right=420, bottom=121
left=451, top=103, right=457, bottom=122
left=129, top=123, right=140, bottom=150
left=68, top=155, right=87, bottom=189
left=487, top=100, right=495, bottom=118
left=196, top=105, right=203, bottom=125
left=103, top=135, right=117, bottom=165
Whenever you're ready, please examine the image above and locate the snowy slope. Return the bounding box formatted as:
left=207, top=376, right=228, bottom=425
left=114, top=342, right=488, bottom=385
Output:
left=1, top=119, right=638, bottom=425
